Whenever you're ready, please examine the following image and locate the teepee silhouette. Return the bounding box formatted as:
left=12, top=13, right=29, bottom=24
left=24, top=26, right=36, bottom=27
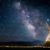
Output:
left=44, top=25, right=50, bottom=46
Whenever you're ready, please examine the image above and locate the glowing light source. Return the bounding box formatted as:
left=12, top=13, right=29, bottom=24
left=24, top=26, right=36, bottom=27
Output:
left=45, top=26, right=50, bottom=41
left=45, top=33, right=50, bottom=41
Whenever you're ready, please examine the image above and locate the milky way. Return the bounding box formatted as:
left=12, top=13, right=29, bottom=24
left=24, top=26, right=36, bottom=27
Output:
left=13, top=2, right=48, bottom=41
left=0, top=0, right=49, bottom=42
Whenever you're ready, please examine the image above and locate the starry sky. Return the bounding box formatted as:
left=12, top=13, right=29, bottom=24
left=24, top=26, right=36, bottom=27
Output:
left=0, top=0, right=49, bottom=42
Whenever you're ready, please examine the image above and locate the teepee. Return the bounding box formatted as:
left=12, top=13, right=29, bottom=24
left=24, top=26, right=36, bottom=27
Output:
left=44, top=26, right=50, bottom=46
left=45, top=26, right=50, bottom=42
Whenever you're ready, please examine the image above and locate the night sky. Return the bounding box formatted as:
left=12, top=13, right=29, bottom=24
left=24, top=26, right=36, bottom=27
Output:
left=0, top=0, right=49, bottom=42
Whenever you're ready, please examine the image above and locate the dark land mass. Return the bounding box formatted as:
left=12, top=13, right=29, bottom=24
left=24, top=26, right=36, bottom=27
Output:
left=0, top=40, right=43, bottom=46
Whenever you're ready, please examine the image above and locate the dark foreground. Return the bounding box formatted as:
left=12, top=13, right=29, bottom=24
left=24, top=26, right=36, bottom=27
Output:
left=0, top=41, right=50, bottom=48
left=0, top=41, right=43, bottom=46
